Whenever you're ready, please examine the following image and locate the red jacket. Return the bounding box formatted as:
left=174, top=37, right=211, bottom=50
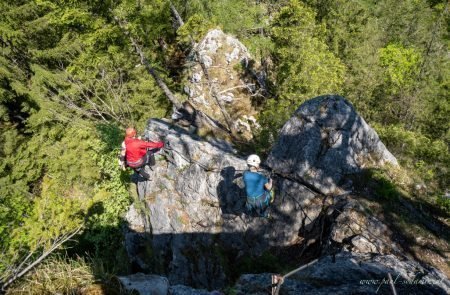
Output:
left=124, top=137, right=164, bottom=165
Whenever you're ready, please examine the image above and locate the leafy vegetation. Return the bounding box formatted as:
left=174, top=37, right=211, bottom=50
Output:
left=0, top=0, right=448, bottom=292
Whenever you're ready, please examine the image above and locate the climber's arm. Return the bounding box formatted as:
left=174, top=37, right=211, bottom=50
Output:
left=264, top=177, right=273, bottom=191
left=139, top=140, right=164, bottom=150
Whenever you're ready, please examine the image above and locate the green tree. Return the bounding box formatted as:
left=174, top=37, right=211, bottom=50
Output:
left=377, top=44, right=422, bottom=125
left=256, top=0, right=345, bottom=151
left=0, top=0, right=170, bottom=277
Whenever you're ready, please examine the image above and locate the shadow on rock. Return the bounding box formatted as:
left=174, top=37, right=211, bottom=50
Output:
left=217, top=166, right=246, bottom=216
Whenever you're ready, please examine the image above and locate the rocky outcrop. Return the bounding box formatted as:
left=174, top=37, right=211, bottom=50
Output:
left=116, top=274, right=221, bottom=295
left=117, top=252, right=450, bottom=295
left=117, top=274, right=169, bottom=295
left=234, top=252, right=450, bottom=294
left=267, top=95, right=398, bottom=195
left=126, top=119, right=313, bottom=289
left=169, top=285, right=219, bottom=295
left=122, top=96, right=448, bottom=294
left=181, top=29, right=262, bottom=139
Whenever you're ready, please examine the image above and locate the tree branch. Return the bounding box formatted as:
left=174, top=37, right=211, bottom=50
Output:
left=0, top=227, right=82, bottom=292
left=169, top=1, right=184, bottom=30
left=113, top=15, right=183, bottom=110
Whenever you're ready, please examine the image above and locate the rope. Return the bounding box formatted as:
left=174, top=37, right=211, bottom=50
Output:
left=163, top=143, right=405, bottom=256
left=164, top=144, right=248, bottom=173
left=269, top=204, right=402, bottom=295
left=259, top=163, right=326, bottom=196
left=163, top=143, right=320, bottom=194
left=271, top=258, right=319, bottom=295
left=388, top=273, right=398, bottom=295
left=266, top=187, right=409, bottom=295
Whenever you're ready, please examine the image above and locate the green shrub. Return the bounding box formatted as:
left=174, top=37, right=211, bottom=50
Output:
left=374, top=124, right=449, bottom=188
left=436, top=194, right=450, bottom=215
left=370, top=169, right=400, bottom=200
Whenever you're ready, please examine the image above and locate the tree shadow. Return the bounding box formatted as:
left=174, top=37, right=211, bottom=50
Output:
left=350, top=169, right=450, bottom=265
left=96, top=122, right=124, bottom=151
left=72, top=207, right=449, bottom=294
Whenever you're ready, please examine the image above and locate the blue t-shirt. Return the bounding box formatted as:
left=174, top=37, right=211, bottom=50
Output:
left=243, top=171, right=268, bottom=198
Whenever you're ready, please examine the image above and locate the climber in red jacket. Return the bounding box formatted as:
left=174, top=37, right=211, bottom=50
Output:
left=121, top=127, right=164, bottom=179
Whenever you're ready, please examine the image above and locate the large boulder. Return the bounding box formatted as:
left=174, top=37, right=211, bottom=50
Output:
left=115, top=252, right=450, bottom=295
left=182, top=29, right=262, bottom=140
left=267, top=95, right=398, bottom=195
left=123, top=119, right=403, bottom=290
left=116, top=274, right=169, bottom=295
left=234, top=252, right=450, bottom=294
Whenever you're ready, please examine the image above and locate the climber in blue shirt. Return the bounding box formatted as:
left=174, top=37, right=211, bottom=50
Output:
left=243, top=154, right=273, bottom=218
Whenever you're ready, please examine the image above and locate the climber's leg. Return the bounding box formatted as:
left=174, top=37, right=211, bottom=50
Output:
left=131, top=154, right=152, bottom=180
left=258, top=191, right=271, bottom=218
left=246, top=197, right=256, bottom=216
left=255, top=194, right=264, bottom=217
left=134, top=166, right=151, bottom=180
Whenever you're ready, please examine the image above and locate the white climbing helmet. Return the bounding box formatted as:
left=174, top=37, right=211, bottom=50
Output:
left=247, top=154, right=261, bottom=167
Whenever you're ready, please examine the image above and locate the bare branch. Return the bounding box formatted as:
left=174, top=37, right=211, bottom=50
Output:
left=0, top=226, right=82, bottom=292
left=169, top=1, right=184, bottom=30
left=113, top=15, right=182, bottom=110
left=113, top=13, right=232, bottom=136
left=218, top=84, right=256, bottom=94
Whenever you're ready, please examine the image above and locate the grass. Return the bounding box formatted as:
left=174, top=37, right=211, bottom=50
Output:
left=7, top=255, right=95, bottom=295
left=436, top=194, right=450, bottom=214
left=351, top=165, right=450, bottom=276
left=6, top=254, right=130, bottom=295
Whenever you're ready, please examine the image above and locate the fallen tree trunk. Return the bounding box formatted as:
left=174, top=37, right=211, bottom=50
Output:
left=114, top=16, right=182, bottom=110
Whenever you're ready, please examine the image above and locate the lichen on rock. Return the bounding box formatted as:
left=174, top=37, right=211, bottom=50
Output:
left=182, top=29, right=263, bottom=140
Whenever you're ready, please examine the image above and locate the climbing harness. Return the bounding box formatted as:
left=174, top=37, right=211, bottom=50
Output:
left=245, top=190, right=271, bottom=217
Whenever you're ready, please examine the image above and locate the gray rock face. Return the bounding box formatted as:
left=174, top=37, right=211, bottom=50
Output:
left=122, top=99, right=448, bottom=293
left=234, top=252, right=450, bottom=294
left=117, top=273, right=169, bottom=295
left=125, top=119, right=326, bottom=289
left=182, top=29, right=262, bottom=140
left=124, top=119, right=403, bottom=290
left=169, top=285, right=219, bottom=295
left=267, top=95, right=398, bottom=195
left=330, top=197, right=393, bottom=254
